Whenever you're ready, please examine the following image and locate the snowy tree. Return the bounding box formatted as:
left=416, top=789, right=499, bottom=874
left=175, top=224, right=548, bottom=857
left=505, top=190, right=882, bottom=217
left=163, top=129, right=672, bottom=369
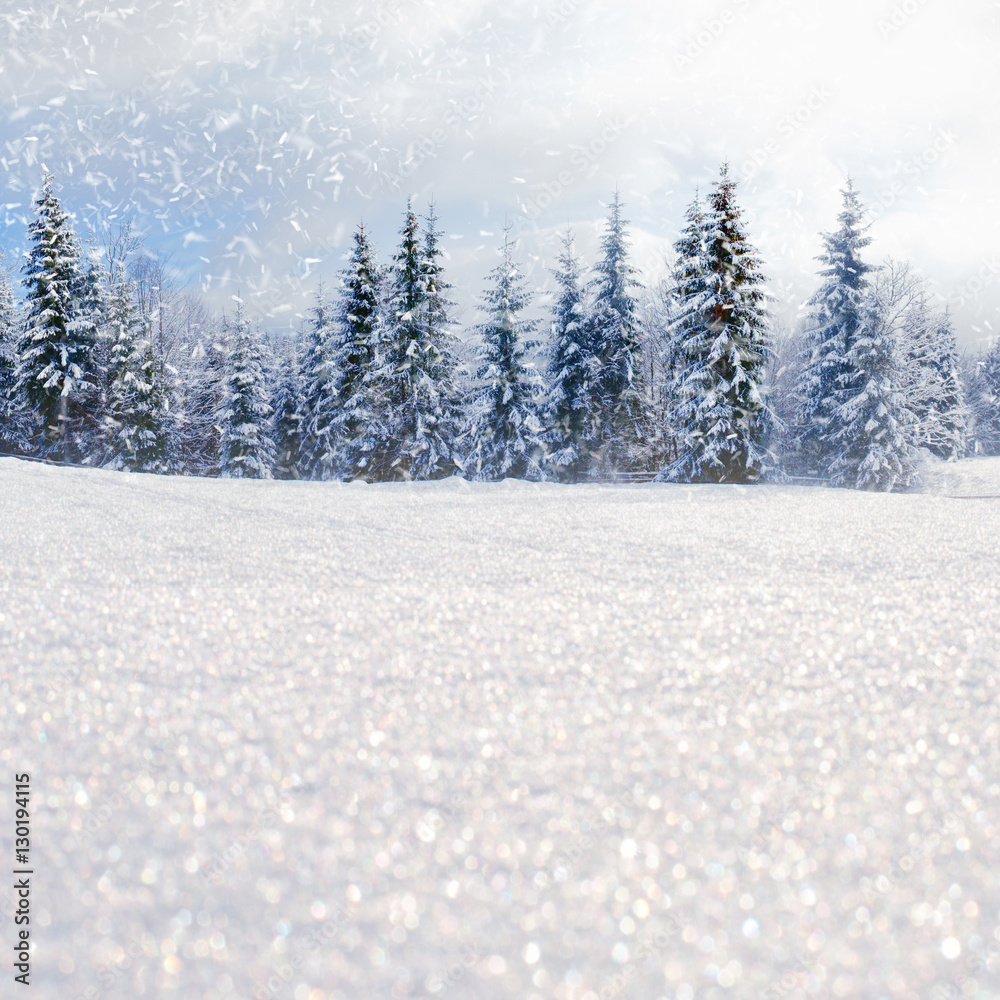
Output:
left=901, top=299, right=968, bottom=460
left=465, top=227, right=543, bottom=480
left=217, top=304, right=275, bottom=479
left=104, top=263, right=173, bottom=472
left=542, top=230, right=599, bottom=480
left=270, top=334, right=308, bottom=480
left=829, top=270, right=917, bottom=490
left=588, top=190, right=646, bottom=473
left=15, top=174, right=100, bottom=462
left=300, top=285, right=339, bottom=479
left=329, top=223, right=390, bottom=481
left=382, top=201, right=462, bottom=480
left=666, top=166, right=771, bottom=483
left=0, top=266, right=28, bottom=456
left=795, top=179, right=878, bottom=475
left=966, top=338, right=1000, bottom=456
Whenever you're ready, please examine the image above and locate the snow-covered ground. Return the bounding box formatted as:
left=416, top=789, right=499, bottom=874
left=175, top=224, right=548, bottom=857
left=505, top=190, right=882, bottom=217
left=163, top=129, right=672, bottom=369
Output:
left=2, top=456, right=999, bottom=1000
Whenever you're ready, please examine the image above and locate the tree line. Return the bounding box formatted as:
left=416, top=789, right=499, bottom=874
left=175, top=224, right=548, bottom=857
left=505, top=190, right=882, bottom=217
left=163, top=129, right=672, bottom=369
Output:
left=1, top=167, right=999, bottom=489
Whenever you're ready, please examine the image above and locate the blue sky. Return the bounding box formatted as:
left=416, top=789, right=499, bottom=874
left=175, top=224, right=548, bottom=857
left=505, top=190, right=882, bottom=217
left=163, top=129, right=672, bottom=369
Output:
left=0, top=0, right=997, bottom=347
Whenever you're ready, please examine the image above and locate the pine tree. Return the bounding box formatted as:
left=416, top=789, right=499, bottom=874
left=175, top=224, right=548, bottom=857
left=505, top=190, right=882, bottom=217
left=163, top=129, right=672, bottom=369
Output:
left=588, top=190, right=645, bottom=473
left=383, top=201, right=462, bottom=480
left=300, top=285, right=339, bottom=479
left=270, top=334, right=307, bottom=480
left=667, top=165, right=771, bottom=483
left=542, top=229, right=598, bottom=480
left=966, top=339, right=1000, bottom=456
left=217, top=304, right=275, bottom=479
left=829, top=285, right=916, bottom=491
left=330, top=223, right=390, bottom=480
left=796, top=179, right=877, bottom=474
left=15, top=174, right=99, bottom=462
left=466, top=227, right=543, bottom=480
left=104, top=263, right=172, bottom=472
left=0, top=267, right=28, bottom=456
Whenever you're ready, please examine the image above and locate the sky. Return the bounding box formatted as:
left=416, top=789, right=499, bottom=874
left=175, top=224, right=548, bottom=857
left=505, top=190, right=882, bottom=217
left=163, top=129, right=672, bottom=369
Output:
left=0, top=0, right=998, bottom=348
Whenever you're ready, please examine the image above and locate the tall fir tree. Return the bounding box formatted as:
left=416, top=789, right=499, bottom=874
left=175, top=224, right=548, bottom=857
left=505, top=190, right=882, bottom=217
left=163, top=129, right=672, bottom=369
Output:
left=543, top=229, right=598, bottom=480
left=217, top=304, right=275, bottom=479
left=270, top=333, right=308, bottom=480
left=300, top=284, right=339, bottom=479
left=465, top=227, right=543, bottom=480
left=330, top=223, right=390, bottom=480
left=104, top=263, right=172, bottom=472
left=588, top=190, right=645, bottom=473
left=796, top=179, right=877, bottom=474
left=829, top=286, right=916, bottom=491
left=383, top=201, right=461, bottom=480
left=0, top=267, right=28, bottom=456
left=966, top=338, right=1000, bottom=456
left=15, top=174, right=99, bottom=462
left=667, top=165, right=770, bottom=482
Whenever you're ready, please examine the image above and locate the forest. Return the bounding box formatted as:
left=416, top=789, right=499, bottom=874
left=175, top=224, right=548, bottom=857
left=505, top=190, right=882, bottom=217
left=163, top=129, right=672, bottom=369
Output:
left=1, top=164, right=998, bottom=490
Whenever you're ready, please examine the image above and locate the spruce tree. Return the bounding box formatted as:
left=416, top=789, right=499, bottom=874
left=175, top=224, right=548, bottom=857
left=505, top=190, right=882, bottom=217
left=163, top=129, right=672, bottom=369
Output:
left=270, top=334, right=308, bottom=480
left=830, top=288, right=916, bottom=491
left=0, top=268, right=27, bottom=456
left=967, top=339, right=1000, bottom=456
left=796, top=179, right=877, bottom=474
left=466, top=227, right=543, bottom=480
left=300, top=285, right=339, bottom=479
left=15, top=174, right=97, bottom=462
left=667, top=165, right=770, bottom=482
left=542, top=229, right=598, bottom=480
left=330, top=223, right=389, bottom=480
left=104, top=263, right=173, bottom=472
left=217, top=304, right=275, bottom=479
left=588, top=190, right=645, bottom=473
left=383, top=201, right=461, bottom=480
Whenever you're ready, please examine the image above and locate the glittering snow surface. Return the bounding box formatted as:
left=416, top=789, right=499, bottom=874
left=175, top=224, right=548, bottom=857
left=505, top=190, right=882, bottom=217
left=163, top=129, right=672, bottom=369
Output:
left=2, top=456, right=999, bottom=1000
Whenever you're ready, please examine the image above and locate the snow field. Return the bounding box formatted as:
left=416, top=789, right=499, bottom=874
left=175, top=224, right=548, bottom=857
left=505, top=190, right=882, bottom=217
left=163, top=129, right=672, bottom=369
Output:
left=1, top=456, right=999, bottom=1000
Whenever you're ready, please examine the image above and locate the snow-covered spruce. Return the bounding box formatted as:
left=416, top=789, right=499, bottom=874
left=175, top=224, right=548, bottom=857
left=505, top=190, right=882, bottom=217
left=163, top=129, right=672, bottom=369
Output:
left=328, top=223, right=391, bottom=482
left=542, top=229, right=599, bottom=481
left=665, top=164, right=771, bottom=483
left=269, top=335, right=308, bottom=480
left=381, top=201, right=463, bottom=481
left=300, top=285, right=339, bottom=480
left=465, top=227, right=544, bottom=481
left=829, top=272, right=917, bottom=491
left=104, top=263, right=173, bottom=472
left=587, top=190, right=646, bottom=474
left=0, top=266, right=29, bottom=456
left=965, top=336, right=1000, bottom=456
left=216, top=304, right=275, bottom=479
left=795, top=179, right=878, bottom=476
left=15, top=174, right=102, bottom=463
